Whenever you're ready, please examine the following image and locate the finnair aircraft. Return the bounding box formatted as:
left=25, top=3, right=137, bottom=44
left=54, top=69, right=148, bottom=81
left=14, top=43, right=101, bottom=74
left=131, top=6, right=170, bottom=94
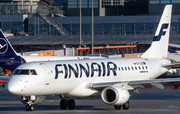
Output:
left=5, top=5, right=180, bottom=111
left=0, top=30, right=104, bottom=71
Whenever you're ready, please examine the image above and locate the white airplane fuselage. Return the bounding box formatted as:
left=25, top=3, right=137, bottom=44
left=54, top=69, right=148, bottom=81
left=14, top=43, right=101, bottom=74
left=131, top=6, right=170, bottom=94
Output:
left=7, top=57, right=170, bottom=97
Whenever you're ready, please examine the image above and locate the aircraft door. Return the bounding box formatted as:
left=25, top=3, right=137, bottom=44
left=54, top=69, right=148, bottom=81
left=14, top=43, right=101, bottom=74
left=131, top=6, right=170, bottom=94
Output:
left=145, top=59, right=152, bottom=79
left=40, top=63, right=51, bottom=85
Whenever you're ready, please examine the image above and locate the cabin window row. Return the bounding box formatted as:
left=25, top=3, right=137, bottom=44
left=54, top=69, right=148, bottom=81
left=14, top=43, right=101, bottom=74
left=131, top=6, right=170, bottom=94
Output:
left=118, top=66, right=148, bottom=71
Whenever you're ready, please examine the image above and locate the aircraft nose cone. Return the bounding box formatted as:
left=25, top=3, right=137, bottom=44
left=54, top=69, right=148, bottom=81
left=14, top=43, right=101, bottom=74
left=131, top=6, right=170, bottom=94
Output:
left=7, top=83, right=19, bottom=94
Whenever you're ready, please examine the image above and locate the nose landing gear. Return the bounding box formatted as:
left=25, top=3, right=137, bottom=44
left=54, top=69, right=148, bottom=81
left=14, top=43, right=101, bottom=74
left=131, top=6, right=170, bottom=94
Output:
left=26, top=104, right=34, bottom=111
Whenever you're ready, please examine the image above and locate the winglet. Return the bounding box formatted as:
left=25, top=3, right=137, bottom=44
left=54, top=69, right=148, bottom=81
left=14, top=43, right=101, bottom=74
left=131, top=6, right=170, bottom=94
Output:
left=0, top=29, right=17, bottom=56
left=141, top=5, right=172, bottom=58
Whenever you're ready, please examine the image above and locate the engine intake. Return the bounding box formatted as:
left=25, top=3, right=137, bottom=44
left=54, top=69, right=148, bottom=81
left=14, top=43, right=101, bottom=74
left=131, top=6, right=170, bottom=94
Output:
left=101, top=86, right=129, bottom=105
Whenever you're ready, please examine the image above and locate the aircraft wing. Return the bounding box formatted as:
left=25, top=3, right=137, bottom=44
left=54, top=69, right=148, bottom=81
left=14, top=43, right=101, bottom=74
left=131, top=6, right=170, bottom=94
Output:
left=128, top=78, right=180, bottom=85
left=169, top=43, right=180, bottom=48
left=161, top=62, right=180, bottom=68
left=88, top=78, right=180, bottom=91
left=0, top=76, right=10, bottom=80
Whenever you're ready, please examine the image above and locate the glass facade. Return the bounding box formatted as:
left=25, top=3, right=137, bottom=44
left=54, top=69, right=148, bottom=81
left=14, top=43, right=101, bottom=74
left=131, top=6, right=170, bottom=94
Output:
left=150, top=0, right=180, bottom=4
left=28, top=24, right=60, bottom=36
left=0, top=4, right=37, bottom=15
left=68, top=0, right=77, bottom=8
left=172, top=0, right=180, bottom=3
left=0, top=0, right=179, bottom=37
left=89, top=0, right=98, bottom=8
left=68, top=0, right=98, bottom=8
left=161, top=0, right=170, bottom=3
left=0, top=22, right=23, bottom=33
left=78, top=0, right=88, bottom=8
left=55, top=0, right=67, bottom=5
left=62, top=22, right=180, bottom=36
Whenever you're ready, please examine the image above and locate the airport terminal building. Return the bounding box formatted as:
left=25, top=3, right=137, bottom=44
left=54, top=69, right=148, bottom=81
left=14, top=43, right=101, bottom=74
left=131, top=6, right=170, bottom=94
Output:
left=0, top=0, right=180, bottom=54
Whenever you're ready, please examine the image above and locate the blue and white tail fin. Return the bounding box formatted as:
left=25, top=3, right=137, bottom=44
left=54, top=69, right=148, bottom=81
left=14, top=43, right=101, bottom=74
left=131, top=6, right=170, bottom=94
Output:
left=0, top=29, right=17, bottom=57
left=141, top=5, right=172, bottom=58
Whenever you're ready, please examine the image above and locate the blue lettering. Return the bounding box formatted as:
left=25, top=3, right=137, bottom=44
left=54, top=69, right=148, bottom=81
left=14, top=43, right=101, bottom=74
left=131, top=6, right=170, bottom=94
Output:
left=107, top=62, right=117, bottom=76
left=91, top=63, right=101, bottom=77
left=55, top=64, right=68, bottom=79
left=55, top=64, right=62, bottom=79
left=64, top=64, right=68, bottom=79
left=79, top=63, right=90, bottom=78
left=68, top=64, right=79, bottom=78
left=101, top=62, right=106, bottom=76
left=55, top=61, right=117, bottom=79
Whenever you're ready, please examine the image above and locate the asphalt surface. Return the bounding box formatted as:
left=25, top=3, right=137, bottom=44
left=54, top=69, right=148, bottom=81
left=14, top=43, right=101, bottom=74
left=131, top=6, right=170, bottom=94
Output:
left=0, top=85, right=180, bottom=114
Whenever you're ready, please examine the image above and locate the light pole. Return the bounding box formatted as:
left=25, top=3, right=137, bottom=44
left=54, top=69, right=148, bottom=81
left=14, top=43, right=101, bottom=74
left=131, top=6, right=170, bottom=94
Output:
left=80, top=0, right=82, bottom=48
left=91, top=0, right=94, bottom=54
left=21, top=0, right=23, bottom=14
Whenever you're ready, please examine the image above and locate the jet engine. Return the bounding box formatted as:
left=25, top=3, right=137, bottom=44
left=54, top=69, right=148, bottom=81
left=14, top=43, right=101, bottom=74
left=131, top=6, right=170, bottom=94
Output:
left=18, top=96, right=46, bottom=105
left=101, top=86, right=129, bottom=105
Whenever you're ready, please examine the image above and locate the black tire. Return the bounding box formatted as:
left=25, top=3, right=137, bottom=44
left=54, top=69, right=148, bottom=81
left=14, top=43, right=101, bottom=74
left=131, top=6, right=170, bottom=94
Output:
left=68, top=99, right=75, bottom=110
left=122, top=101, right=130, bottom=110
left=60, top=99, right=67, bottom=110
left=30, top=105, right=34, bottom=111
left=114, top=105, right=121, bottom=110
left=26, top=105, right=30, bottom=111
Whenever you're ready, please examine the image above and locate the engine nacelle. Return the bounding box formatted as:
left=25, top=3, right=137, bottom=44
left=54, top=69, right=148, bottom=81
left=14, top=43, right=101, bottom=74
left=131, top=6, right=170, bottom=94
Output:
left=101, top=86, right=129, bottom=105
left=18, top=95, right=46, bottom=105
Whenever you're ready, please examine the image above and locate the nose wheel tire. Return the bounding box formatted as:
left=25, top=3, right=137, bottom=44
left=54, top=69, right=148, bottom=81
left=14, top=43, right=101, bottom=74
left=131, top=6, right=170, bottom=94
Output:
left=26, top=105, right=30, bottom=111
left=26, top=105, right=34, bottom=111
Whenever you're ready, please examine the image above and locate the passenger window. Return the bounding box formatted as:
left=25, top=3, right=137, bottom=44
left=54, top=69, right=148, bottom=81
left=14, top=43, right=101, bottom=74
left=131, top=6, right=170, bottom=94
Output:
left=142, top=66, right=144, bottom=70
left=118, top=67, right=121, bottom=71
left=30, top=70, right=37, bottom=75
left=128, top=67, right=130, bottom=70
left=135, top=66, right=137, bottom=70
left=125, top=67, right=127, bottom=70
left=131, top=67, right=133, bottom=70
left=146, top=66, right=148, bottom=69
left=121, top=67, right=123, bottom=71
left=139, top=66, right=141, bottom=70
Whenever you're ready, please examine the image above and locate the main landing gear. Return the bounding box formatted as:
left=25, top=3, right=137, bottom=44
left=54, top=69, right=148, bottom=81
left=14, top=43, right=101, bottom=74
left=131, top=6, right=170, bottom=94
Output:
left=60, top=98, right=75, bottom=110
left=114, top=101, right=130, bottom=110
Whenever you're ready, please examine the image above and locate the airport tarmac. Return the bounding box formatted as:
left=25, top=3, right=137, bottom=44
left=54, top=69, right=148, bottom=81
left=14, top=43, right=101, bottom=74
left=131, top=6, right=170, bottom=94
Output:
left=0, top=85, right=180, bottom=114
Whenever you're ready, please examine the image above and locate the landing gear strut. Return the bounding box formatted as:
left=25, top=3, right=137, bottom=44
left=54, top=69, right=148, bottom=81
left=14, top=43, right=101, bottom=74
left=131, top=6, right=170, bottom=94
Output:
left=60, top=98, right=75, bottom=110
left=114, top=101, right=130, bottom=110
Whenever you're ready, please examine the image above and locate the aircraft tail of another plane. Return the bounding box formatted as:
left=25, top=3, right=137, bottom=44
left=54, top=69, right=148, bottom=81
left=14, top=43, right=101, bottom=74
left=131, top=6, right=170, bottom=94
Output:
left=141, top=5, right=172, bottom=58
left=0, top=29, right=17, bottom=57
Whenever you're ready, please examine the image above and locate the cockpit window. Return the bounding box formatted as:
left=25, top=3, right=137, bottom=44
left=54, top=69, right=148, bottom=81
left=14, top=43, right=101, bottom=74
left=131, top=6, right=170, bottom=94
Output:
left=14, top=69, right=29, bottom=75
left=13, top=69, right=37, bottom=75
left=30, top=70, right=37, bottom=75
